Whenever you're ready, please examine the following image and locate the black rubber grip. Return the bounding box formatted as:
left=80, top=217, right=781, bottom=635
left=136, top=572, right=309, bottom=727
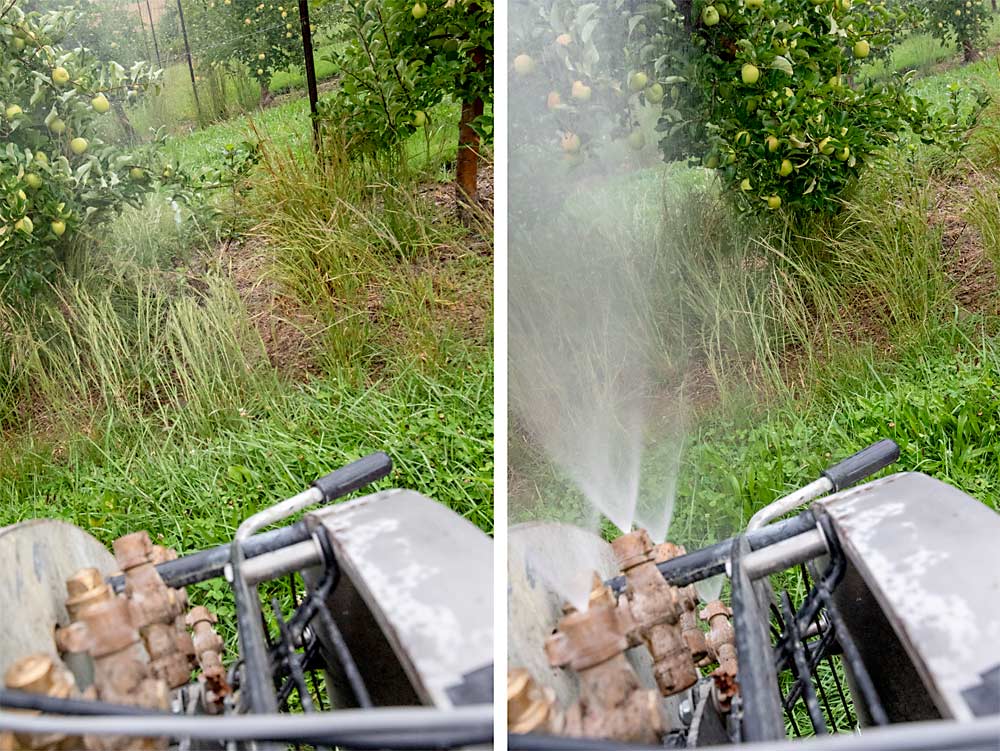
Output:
left=821, top=439, right=900, bottom=492
left=312, top=451, right=393, bottom=503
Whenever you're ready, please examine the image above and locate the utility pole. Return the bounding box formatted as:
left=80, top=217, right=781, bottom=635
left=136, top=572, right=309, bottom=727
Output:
left=144, top=0, right=162, bottom=67
left=135, top=1, right=153, bottom=62
left=175, top=0, right=203, bottom=124
left=297, top=0, right=320, bottom=150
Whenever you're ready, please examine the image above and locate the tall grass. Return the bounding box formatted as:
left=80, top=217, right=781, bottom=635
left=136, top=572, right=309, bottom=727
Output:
left=246, top=133, right=492, bottom=380
left=0, top=251, right=274, bottom=435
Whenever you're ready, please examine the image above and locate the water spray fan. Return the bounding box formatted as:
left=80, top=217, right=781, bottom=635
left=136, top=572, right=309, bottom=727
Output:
left=0, top=453, right=493, bottom=750
left=508, top=440, right=1000, bottom=750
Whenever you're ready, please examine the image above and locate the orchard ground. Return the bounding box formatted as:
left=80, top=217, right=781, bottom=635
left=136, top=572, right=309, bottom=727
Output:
left=0, top=56, right=495, bottom=632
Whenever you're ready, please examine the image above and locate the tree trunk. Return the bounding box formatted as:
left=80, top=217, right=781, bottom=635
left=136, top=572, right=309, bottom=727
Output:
left=113, top=99, right=137, bottom=144
left=963, top=38, right=981, bottom=63
left=455, top=96, right=484, bottom=214
left=993, top=0, right=997, bottom=13
left=259, top=78, right=272, bottom=106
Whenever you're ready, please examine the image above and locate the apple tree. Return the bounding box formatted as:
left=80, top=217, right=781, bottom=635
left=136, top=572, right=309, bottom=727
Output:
left=662, top=0, right=987, bottom=215
left=0, top=5, right=163, bottom=295
left=509, top=0, right=986, bottom=219
left=320, top=0, right=494, bottom=208
left=924, top=0, right=991, bottom=62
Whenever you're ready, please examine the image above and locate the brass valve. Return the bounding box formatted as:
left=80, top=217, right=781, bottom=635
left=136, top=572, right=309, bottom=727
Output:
left=700, top=600, right=739, bottom=712
left=507, top=669, right=563, bottom=734
left=653, top=542, right=709, bottom=665
left=113, top=532, right=190, bottom=689
left=3, top=654, right=80, bottom=751
left=185, top=606, right=230, bottom=713
left=612, top=530, right=698, bottom=697
left=700, top=600, right=737, bottom=676
left=544, top=579, right=666, bottom=744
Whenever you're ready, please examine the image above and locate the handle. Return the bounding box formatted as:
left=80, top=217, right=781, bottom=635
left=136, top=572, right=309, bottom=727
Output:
left=821, top=439, right=899, bottom=492
left=312, top=451, right=393, bottom=503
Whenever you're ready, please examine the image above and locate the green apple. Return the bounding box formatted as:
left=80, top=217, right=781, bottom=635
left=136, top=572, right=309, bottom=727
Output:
left=35, top=152, right=48, bottom=165
left=413, top=110, right=426, bottom=126
left=561, top=132, right=581, bottom=153
left=818, top=137, right=835, bottom=155
left=13, top=37, right=26, bottom=51
left=746, top=0, right=763, bottom=8
left=14, top=216, right=33, bottom=234
left=513, top=54, right=534, bottom=75
left=5, top=104, right=22, bottom=119
left=51, top=220, right=66, bottom=237
left=706, top=154, right=721, bottom=169
left=571, top=80, right=592, bottom=101
left=546, top=91, right=562, bottom=110
left=627, top=130, right=645, bottom=150
left=835, top=146, right=850, bottom=161
left=766, top=135, right=779, bottom=152
left=778, top=159, right=793, bottom=176
left=628, top=72, right=648, bottom=92
left=25, top=173, right=42, bottom=189
left=767, top=195, right=782, bottom=210
left=49, top=118, right=66, bottom=135
left=645, top=83, right=664, bottom=103
left=70, top=137, right=88, bottom=155
left=741, top=63, right=760, bottom=85
left=853, top=39, right=870, bottom=58
left=91, top=94, right=110, bottom=114
left=52, top=66, right=70, bottom=86
left=129, top=167, right=145, bottom=180
left=411, top=2, right=427, bottom=18
left=701, top=5, right=720, bottom=25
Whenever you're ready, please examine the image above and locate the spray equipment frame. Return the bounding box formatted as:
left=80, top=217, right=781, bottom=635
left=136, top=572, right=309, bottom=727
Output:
left=0, top=452, right=494, bottom=750
left=509, top=437, right=1000, bottom=750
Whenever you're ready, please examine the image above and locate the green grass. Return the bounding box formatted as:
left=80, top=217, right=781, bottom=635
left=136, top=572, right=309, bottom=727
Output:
left=0, top=42, right=494, bottom=549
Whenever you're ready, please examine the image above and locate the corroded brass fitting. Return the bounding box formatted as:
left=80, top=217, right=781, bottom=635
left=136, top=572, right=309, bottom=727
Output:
left=507, top=669, right=563, bottom=734
left=114, top=532, right=189, bottom=689
left=55, top=566, right=169, bottom=751
left=700, top=600, right=737, bottom=676
left=65, top=569, right=113, bottom=622
left=653, top=542, right=709, bottom=665
left=545, top=600, right=628, bottom=672
left=613, top=530, right=698, bottom=697
left=185, top=606, right=230, bottom=713
left=544, top=580, right=666, bottom=743
left=4, top=653, right=80, bottom=750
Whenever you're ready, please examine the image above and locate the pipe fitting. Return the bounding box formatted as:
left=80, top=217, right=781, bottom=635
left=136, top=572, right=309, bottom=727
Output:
left=545, top=580, right=666, bottom=744
left=700, top=600, right=737, bottom=675
left=184, top=606, right=230, bottom=712
left=113, top=532, right=190, bottom=690
left=507, top=669, right=563, bottom=734
left=3, top=654, right=80, bottom=751
left=700, top=600, right=739, bottom=711
left=653, top=543, right=709, bottom=665
left=613, top=530, right=698, bottom=697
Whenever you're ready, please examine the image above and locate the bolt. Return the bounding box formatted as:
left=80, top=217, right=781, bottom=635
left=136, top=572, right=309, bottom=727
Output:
left=679, top=697, right=693, bottom=725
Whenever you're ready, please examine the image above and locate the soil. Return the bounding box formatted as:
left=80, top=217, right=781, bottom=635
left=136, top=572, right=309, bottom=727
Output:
left=211, top=162, right=494, bottom=380
left=929, top=170, right=999, bottom=314
left=208, top=236, right=326, bottom=379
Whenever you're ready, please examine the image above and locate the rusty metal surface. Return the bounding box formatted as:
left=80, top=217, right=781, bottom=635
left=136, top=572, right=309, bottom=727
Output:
left=306, top=489, right=492, bottom=709
left=0, top=521, right=117, bottom=680
left=816, top=471, right=1000, bottom=721
left=508, top=522, right=665, bottom=704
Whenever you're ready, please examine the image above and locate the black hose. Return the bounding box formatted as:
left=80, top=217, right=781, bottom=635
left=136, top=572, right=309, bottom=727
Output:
left=0, top=689, right=170, bottom=716
left=605, top=509, right=817, bottom=595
